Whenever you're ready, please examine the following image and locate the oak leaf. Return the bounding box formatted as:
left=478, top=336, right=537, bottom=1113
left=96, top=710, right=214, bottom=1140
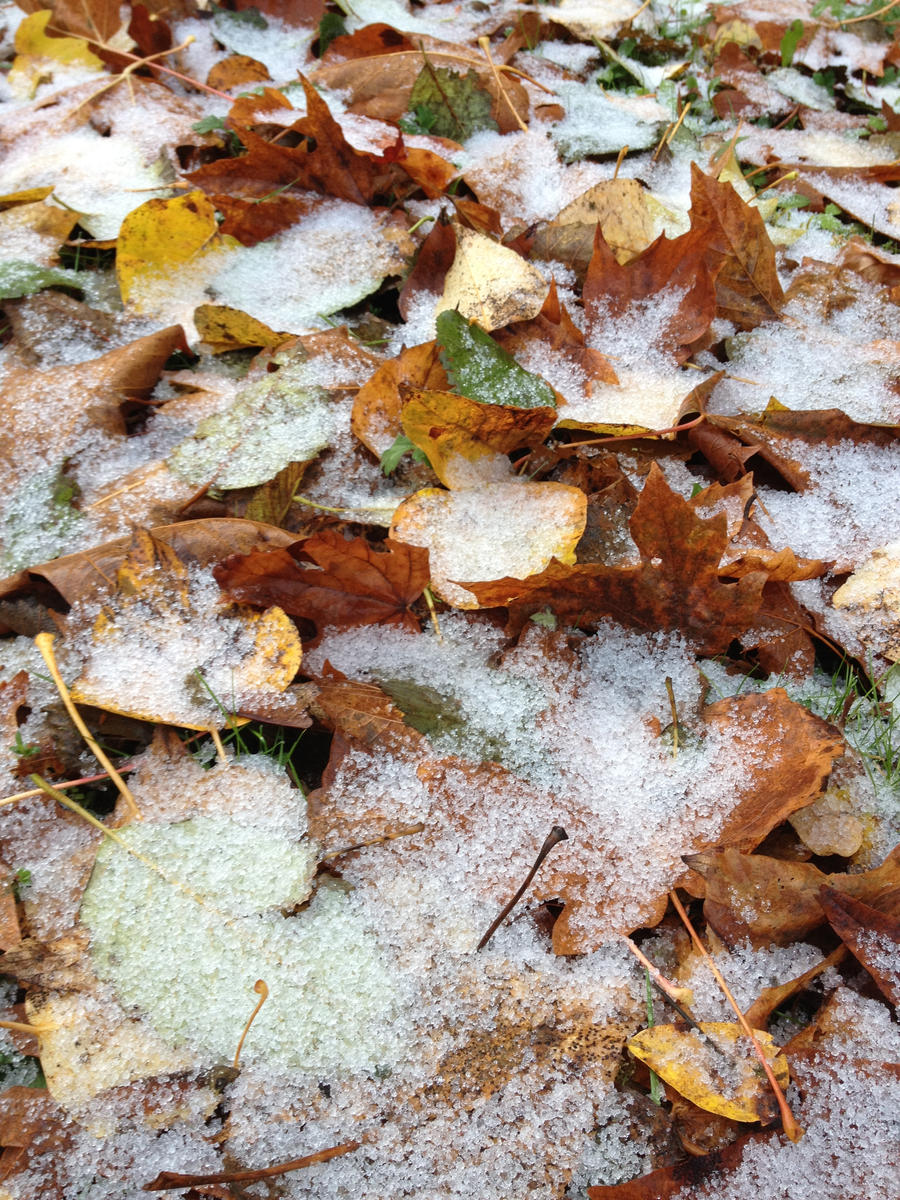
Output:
left=213, top=529, right=430, bottom=642
left=465, top=463, right=767, bottom=654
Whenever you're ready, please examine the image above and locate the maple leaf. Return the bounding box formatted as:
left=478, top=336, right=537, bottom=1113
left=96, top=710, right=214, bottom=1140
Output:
left=688, top=162, right=785, bottom=329
left=466, top=463, right=767, bottom=654
left=213, top=529, right=430, bottom=642
left=583, top=223, right=720, bottom=361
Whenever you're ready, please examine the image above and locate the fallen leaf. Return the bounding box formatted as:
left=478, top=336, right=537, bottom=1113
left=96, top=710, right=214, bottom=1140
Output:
left=214, top=529, right=430, bottom=642
left=9, top=9, right=103, bottom=95
left=689, top=163, right=785, bottom=329
left=436, top=309, right=557, bottom=409
left=583, top=224, right=719, bottom=361
left=554, top=178, right=659, bottom=265
left=408, top=62, right=497, bottom=142
left=194, top=303, right=290, bottom=353
left=352, top=340, right=448, bottom=457
left=587, top=1130, right=776, bottom=1199
left=400, top=388, right=556, bottom=488
left=627, top=1022, right=789, bottom=1122
left=434, top=224, right=549, bottom=331
left=685, top=844, right=900, bottom=945
left=818, top=887, right=900, bottom=1006
left=390, top=480, right=587, bottom=608
left=831, top=541, right=900, bottom=662
left=70, top=529, right=302, bottom=729
left=465, top=463, right=767, bottom=654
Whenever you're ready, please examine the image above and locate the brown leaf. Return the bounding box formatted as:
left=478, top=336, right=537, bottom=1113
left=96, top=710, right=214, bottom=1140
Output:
left=0, top=1086, right=78, bottom=1199
left=0, top=860, right=21, bottom=951
left=1, top=518, right=296, bottom=608
left=699, top=689, right=843, bottom=852
left=743, top=945, right=847, bottom=1029
left=685, top=844, right=900, bottom=945
left=0, top=326, right=187, bottom=498
left=583, top=224, right=719, bottom=360
left=496, top=281, right=619, bottom=400
left=206, top=53, right=271, bottom=91
left=214, top=529, right=430, bottom=642
left=398, top=212, right=457, bottom=321
left=819, top=886, right=900, bottom=1006
left=587, top=1130, right=776, bottom=1199
left=466, top=463, right=767, bottom=654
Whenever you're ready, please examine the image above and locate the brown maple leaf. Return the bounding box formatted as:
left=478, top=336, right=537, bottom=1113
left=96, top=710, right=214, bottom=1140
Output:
left=689, top=163, right=784, bottom=329
left=466, top=463, right=767, bottom=655
left=214, top=529, right=430, bottom=643
left=582, top=223, right=719, bottom=361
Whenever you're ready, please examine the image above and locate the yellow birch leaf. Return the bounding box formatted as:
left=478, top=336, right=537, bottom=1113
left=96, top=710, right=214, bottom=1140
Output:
left=390, top=480, right=586, bottom=608
left=435, top=225, right=548, bottom=331
left=627, top=1021, right=790, bottom=1123
left=116, top=192, right=234, bottom=320
left=12, top=9, right=103, bottom=71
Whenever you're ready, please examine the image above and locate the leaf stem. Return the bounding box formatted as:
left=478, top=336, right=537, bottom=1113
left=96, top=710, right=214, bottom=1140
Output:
left=476, top=826, right=568, bottom=950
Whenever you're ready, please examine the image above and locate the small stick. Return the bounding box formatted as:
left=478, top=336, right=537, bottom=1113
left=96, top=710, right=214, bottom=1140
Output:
left=209, top=727, right=228, bottom=765
left=0, top=1018, right=57, bottom=1036
left=1, top=762, right=136, bottom=808
left=143, top=1141, right=360, bottom=1191
left=232, top=980, right=269, bottom=1070
left=612, top=143, right=629, bottom=180
left=669, top=890, right=803, bottom=1141
left=476, top=826, right=568, bottom=951
left=322, top=823, right=425, bottom=860
left=35, top=633, right=141, bottom=822
left=478, top=36, right=528, bottom=132
left=423, top=585, right=443, bottom=643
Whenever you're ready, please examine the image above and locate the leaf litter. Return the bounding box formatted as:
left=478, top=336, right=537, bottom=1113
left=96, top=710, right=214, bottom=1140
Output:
left=1, top=0, right=900, bottom=1197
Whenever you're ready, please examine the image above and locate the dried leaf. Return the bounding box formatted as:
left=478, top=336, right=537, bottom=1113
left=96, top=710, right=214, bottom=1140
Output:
left=401, top=388, right=556, bottom=488
left=689, top=163, right=784, bottom=329
left=831, top=542, right=900, bottom=662
left=685, top=844, right=900, bottom=945
left=819, top=887, right=900, bottom=1005
left=194, top=304, right=290, bottom=353
left=583, top=224, right=719, bottom=360
left=435, top=225, right=549, bottom=331
left=390, top=481, right=587, bottom=608
left=352, top=341, right=448, bottom=457
left=466, top=463, right=767, bottom=654
left=627, top=1022, right=789, bottom=1122
left=214, top=529, right=430, bottom=641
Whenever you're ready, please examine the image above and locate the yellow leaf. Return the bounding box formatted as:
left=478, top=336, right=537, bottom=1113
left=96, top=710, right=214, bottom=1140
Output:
left=116, top=192, right=233, bottom=320
left=194, top=304, right=289, bottom=353
left=556, top=179, right=658, bottom=265
left=12, top=9, right=103, bottom=70
left=832, top=542, right=900, bottom=662
left=627, top=1021, right=790, bottom=1123
left=390, top=481, right=586, bottom=608
left=436, top=225, right=548, bottom=331
left=0, top=200, right=79, bottom=267
left=71, top=530, right=302, bottom=729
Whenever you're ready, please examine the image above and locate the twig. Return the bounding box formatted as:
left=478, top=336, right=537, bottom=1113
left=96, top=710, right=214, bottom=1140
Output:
left=143, top=1141, right=361, bottom=1191
left=478, top=36, right=527, bottom=131
left=668, top=890, right=803, bottom=1141
left=232, top=980, right=269, bottom=1070
left=1, top=763, right=136, bottom=808
left=35, top=632, right=141, bottom=822
left=476, top=826, right=568, bottom=950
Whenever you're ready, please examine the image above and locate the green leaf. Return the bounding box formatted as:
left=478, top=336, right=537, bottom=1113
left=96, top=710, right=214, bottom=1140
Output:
left=435, top=309, right=557, bottom=410
left=780, top=19, right=804, bottom=67
left=192, top=115, right=226, bottom=134
left=408, top=63, right=498, bottom=142
left=316, top=10, right=347, bottom=55
left=0, top=261, right=82, bottom=300
left=380, top=433, right=418, bottom=475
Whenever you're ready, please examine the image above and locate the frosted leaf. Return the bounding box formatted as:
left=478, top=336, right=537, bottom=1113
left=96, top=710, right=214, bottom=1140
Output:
left=168, top=360, right=336, bottom=490
left=80, top=816, right=401, bottom=1074
left=390, top=480, right=586, bottom=608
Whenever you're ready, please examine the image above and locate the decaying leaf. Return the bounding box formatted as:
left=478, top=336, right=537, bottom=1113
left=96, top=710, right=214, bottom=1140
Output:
left=466, top=464, right=767, bottom=653
left=214, top=529, right=430, bottom=642
left=818, top=887, right=900, bottom=1006
left=831, top=541, right=900, bottom=661
left=627, top=1022, right=789, bottom=1122
left=70, top=530, right=302, bottom=728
